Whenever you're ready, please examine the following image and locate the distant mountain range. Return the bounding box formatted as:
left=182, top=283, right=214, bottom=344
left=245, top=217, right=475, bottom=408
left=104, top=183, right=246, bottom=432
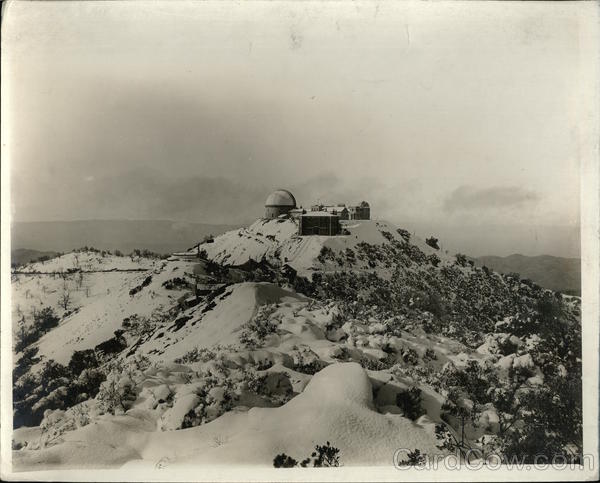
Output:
left=400, top=221, right=580, bottom=259
left=11, top=220, right=239, bottom=256
left=474, top=254, right=581, bottom=295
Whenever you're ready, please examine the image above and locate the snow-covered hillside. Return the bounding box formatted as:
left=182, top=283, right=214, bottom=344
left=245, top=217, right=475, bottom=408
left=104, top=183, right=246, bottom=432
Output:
left=190, top=218, right=452, bottom=275
left=10, top=218, right=582, bottom=470
left=16, top=251, right=159, bottom=273
left=14, top=363, right=441, bottom=469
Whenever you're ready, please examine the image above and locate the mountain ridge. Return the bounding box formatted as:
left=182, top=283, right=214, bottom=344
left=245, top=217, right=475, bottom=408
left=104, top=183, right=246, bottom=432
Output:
left=474, top=253, right=580, bottom=295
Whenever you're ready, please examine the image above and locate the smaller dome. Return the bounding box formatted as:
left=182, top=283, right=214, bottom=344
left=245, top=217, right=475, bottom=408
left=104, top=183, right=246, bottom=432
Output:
left=265, top=189, right=296, bottom=207
left=359, top=201, right=370, bottom=208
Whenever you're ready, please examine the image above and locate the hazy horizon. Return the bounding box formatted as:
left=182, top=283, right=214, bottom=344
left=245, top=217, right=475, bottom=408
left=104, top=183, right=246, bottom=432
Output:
left=11, top=217, right=580, bottom=259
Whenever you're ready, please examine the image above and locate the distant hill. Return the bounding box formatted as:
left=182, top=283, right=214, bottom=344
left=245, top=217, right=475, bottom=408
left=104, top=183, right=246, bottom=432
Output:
left=11, top=249, right=60, bottom=267
left=11, top=220, right=240, bottom=255
left=400, top=221, right=580, bottom=258
left=474, top=254, right=581, bottom=295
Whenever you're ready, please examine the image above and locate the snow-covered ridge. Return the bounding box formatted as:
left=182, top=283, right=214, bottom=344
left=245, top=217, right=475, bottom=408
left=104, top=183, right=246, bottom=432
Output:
left=15, top=251, right=159, bottom=273
left=186, top=218, right=299, bottom=266
left=191, top=218, right=453, bottom=275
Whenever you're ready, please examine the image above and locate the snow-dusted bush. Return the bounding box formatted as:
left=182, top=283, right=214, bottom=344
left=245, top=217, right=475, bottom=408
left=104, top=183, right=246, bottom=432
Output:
left=330, top=345, right=350, bottom=360
left=38, top=402, right=93, bottom=448
left=396, top=228, right=411, bottom=243
left=158, top=365, right=256, bottom=430
left=435, top=423, right=460, bottom=452
left=344, top=247, right=356, bottom=264
left=400, top=346, right=419, bottom=365
left=13, top=346, right=40, bottom=381
left=273, top=441, right=341, bottom=468
left=177, top=385, right=235, bottom=429
left=427, top=253, right=441, bottom=267
left=317, top=246, right=335, bottom=264
left=174, top=345, right=237, bottom=365
left=385, top=315, right=408, bottom=336
left=154, top=361, right=294, bottom=431
left=14, top=307, right=60, bottom=353
left=311, top=441, right=341, bottom=467
left=39, top=409, right=73, bottom=448
left=175, top=347, right=217, bottom=364
left=130, top=248, right=166, bottom=259
left=96, top=372, right=138, bottom=415
left=129, top=275, right=153, bottom=296
left=397, top=449, right=426, bottom=467
left=423, top=348, right=437, bottom=362
left=74, top=367, right=106, bottom=400
left=290, top=346, right=327, bottom=375
left=380, top=230, right=394, bottom=242
left=240, top=368, right=293, bottom=406
left=68, top=349, right=100, bottom=375
left=358, top=353, right=396, bottom=371
left=95, top=356, right=149, bottom=415
left=239, top=304, right=279, bottom=348
left=440, top=360, right=497, bottom=405
left=162, top=277, right=190, bottom=290
left=13, top=351, right=108, bottom=429
left=455, top=253, right=468, bottom=267
left=395, top=387, right=424, bottom=420
left=122, top=310, right=169, bottom=338
left=273, top=453, right=302, bottom=468
left=425, top=237, right=440, bottom=250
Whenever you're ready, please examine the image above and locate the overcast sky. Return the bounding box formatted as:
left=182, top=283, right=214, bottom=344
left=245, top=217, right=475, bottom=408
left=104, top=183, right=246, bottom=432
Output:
left=3, top=1, right=594, bottom=256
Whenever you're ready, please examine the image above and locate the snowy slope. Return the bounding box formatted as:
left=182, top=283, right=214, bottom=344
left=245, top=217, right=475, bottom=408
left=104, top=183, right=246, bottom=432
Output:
left=14, top=257, right=195, bottom=364
left=190, top=219, right=299, bottom=266
left=136, top=282, right=308, bottom=362
left=192, top=218, right=453, bottom=275
left=137, top=363, right=440, bottom=467
left=13, top=363, right=441, bottom=469
left=17, top=252, right=158, bottom=273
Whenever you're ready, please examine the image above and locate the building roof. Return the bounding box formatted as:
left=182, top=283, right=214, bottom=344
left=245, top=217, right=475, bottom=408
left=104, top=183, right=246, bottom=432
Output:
left=265, top=189, right=297, bottom=207
left=325, top=206, right=348, bottom=213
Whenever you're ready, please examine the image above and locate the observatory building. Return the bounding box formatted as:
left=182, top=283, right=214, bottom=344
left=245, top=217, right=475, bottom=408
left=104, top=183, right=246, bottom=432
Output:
left=264, top=188, right=370, bottom=235
left=264, top=189, right=297, bottom=219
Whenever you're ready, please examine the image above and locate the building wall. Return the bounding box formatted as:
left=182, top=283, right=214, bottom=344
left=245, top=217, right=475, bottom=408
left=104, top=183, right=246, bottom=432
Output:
left=299, top=215, right=341, bottom=236
left=354, top=206, right=370, bottom=220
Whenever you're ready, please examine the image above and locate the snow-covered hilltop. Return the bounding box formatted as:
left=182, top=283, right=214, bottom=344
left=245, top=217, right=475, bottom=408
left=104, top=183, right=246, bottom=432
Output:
left=11, top=217, right=582, bottom=470
left=187, top=218, right=451, bottom=275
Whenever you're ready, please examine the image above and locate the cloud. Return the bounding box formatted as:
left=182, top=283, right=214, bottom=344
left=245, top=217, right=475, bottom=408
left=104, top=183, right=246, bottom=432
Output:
left=10, top=168, right=269, bottom=224
left=444, top=185, right=540, bottom=213
left=91, top=170, right=270, bottom=224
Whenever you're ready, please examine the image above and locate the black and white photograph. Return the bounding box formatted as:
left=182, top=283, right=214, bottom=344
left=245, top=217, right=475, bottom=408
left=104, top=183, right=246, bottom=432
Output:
left=1, top=1, right=598, bottom=481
